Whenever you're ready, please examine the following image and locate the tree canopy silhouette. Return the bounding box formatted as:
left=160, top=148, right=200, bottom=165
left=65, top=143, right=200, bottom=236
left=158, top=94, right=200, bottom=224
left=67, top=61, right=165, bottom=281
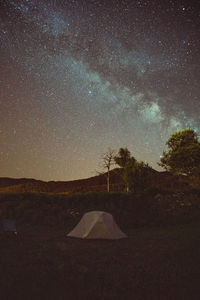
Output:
left=159, top=129, right=200, bottom=176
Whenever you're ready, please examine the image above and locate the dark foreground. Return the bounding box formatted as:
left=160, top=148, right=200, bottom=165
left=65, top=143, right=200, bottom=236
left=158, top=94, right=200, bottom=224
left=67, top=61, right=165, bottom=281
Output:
left=1, top=223, right=200, bottom=300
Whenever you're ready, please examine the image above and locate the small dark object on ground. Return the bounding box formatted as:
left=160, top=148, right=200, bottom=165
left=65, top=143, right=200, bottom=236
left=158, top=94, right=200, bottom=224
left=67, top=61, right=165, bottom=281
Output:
left=2, top=219, right=19, bottom=239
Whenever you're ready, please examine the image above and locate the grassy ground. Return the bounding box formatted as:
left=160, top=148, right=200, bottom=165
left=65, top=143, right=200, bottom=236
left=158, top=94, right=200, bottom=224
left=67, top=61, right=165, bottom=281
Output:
left=1, top=222, right=200, bottom=300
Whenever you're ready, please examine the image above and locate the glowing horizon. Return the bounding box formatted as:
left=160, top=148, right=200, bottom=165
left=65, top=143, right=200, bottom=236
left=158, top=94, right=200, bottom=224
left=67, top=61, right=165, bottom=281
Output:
left=1, top=0, right=199, bottom=181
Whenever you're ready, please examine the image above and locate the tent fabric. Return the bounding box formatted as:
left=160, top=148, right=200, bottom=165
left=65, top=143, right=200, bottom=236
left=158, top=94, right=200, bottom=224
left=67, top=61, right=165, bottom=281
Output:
left=2, top=219, right=17, bottom=232
left=67, top=211, right=127, bottom=239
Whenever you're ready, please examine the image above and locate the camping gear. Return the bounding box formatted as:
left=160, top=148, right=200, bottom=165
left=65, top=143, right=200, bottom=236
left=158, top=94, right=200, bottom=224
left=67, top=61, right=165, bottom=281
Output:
left=67, top=211, right=127, bottom=239
left=2, top=219, right=18, bottom=235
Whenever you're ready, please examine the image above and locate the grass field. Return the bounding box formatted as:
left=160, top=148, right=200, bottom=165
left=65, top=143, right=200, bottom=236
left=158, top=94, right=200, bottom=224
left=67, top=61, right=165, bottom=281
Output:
left=1, top=221, right=200, bottom=300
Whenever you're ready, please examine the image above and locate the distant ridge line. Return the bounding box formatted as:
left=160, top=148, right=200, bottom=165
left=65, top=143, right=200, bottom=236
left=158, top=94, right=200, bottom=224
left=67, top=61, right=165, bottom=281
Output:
left=0, top=169, right=188, bottom=193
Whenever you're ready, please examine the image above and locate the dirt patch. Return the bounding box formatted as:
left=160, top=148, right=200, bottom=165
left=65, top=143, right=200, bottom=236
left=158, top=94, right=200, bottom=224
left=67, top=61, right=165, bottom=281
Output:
left=1, top=223, right=200, bottom=299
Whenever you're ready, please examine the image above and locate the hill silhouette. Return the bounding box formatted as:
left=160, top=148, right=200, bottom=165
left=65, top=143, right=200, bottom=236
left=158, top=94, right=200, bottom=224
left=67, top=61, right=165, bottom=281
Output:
left=0, top=168, right=189, bottom=193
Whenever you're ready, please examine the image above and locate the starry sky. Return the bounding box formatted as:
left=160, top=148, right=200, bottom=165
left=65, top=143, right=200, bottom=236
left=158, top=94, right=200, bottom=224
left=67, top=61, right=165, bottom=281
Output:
left=0, top=0, right=200, bottom=181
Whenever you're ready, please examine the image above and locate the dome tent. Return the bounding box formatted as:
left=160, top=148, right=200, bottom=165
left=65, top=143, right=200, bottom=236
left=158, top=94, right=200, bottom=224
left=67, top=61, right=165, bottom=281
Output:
left=67, top=211, right=127, bottom=239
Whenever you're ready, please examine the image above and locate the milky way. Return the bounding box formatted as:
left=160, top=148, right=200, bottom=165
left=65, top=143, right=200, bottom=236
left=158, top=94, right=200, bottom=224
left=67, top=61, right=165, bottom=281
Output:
left=1, top=0, right=200, bottom=180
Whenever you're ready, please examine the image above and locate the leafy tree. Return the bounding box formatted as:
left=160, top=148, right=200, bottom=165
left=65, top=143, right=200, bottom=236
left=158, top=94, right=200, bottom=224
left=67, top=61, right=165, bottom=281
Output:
left=124, top=161, right=152, bottom=192
left=114, top=148, right=135, bottom=168
left=101, top=148, right=116, bottom=192
left=159, top=129, right=200, bottom=176
left=115, top=147, right=137, bottom=192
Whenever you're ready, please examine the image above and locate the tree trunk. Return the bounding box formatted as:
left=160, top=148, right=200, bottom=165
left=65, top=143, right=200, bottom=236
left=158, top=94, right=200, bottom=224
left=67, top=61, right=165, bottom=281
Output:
left=107, top=170, right=110, bottom=192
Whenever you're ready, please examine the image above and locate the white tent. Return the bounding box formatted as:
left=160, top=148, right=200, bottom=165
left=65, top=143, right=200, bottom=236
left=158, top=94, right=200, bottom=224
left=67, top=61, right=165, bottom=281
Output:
left=67, top=211, right=127, bottom=239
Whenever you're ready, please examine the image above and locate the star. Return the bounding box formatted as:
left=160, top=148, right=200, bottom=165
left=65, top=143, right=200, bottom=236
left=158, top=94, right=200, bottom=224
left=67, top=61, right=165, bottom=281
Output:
left=0, top=0, right=199, bottom=180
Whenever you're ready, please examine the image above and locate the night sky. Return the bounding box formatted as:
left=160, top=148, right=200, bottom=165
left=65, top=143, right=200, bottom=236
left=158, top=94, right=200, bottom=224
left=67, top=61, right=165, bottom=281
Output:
left=1, top=0, right=200, bottom=181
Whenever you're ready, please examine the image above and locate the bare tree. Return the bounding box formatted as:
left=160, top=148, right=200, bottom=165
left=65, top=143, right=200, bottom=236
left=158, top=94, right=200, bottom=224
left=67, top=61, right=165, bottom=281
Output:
left=101, top=148, right=116, bottom=192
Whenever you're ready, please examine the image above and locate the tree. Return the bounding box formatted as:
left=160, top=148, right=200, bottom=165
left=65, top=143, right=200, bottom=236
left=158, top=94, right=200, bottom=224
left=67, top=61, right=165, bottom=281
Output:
left=159, top=129, right=200, bottom=176
left=115, top=148, right=136, bottom=192
left=124, top=161, right=152, bottom=192
left=101, top=148, right=116, bottom=192
left=114, top=147, right=134, bottom=168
